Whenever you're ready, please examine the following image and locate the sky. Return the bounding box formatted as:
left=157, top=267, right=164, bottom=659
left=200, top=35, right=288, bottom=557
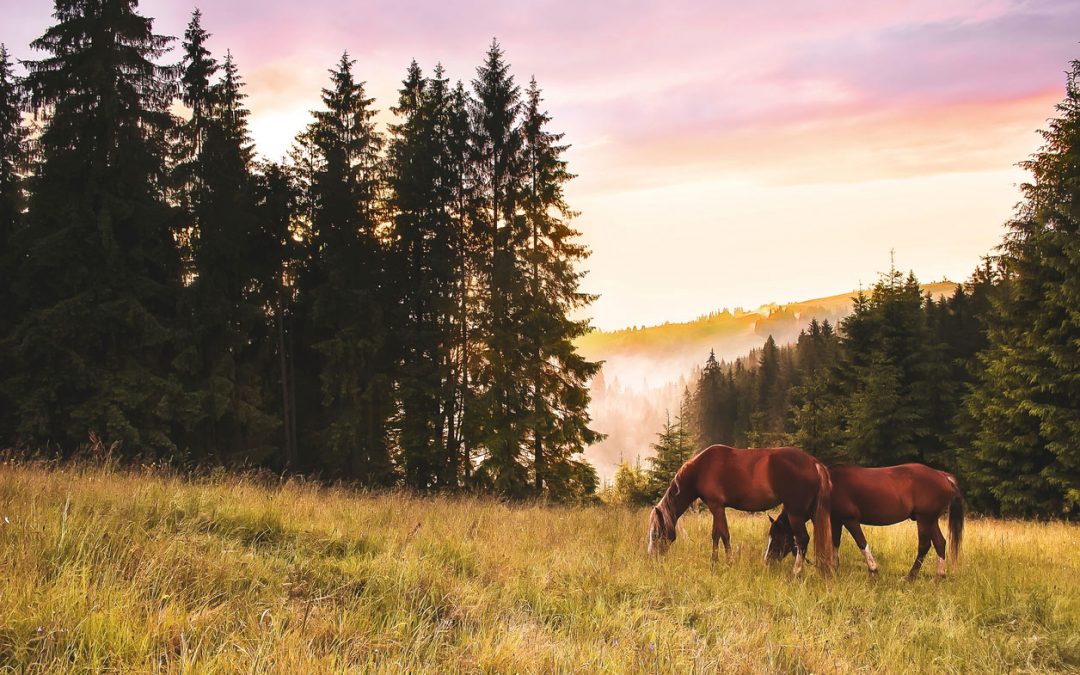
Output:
left=3, top=0, right=1078, bottom=330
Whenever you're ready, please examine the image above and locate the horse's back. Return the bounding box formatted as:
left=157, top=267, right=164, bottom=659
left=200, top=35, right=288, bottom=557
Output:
left=830, top=463, right=955, bottom=524
left=727, top=446, right=820, bottom=512
left=691, top=445, right=819, bottom=512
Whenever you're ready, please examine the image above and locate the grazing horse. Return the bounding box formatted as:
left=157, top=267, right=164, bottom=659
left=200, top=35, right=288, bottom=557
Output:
left=647, top=444, right=834, bottom=575
left=764, top=464, right=965, bottom=580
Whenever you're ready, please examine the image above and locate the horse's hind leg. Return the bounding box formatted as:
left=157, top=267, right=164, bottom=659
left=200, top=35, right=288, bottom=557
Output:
left=832, top=520, right=843, bottom=570
left=707, top=502, right=731, bottom=563
left=930, top=519, right=947, bottom=578
left=845, top=521, right=878, bottom=576
left=788, top=515, right=811, bottom=576
left=905, top=517, right=933, bottom=581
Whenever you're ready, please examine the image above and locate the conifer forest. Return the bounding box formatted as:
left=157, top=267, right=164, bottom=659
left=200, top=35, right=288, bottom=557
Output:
left=2, top=1, right=1080, bottom=518
left=0, top=3, right=598, bottom=499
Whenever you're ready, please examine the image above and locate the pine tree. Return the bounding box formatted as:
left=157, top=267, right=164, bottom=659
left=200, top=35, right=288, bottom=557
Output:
left=791, top=319, right=844, bottom=461
left=171, top=9, right=217, bottom=281
left=179, top=10, right=215, bottom=139
left=693, top=349, right=732, bottom=446
left=469, top=40, right=529, bottom=495
left=646, top=411, right=696, bottom=501
left=301, top=53, right=392, bottom=483
left=517, top=77, right=601, bottom=497
left=281, top=127, right=323, bottom=474
left=178, top=49, right=277, bottom=463
left=732, top=360, right=753, bottom=445
left=0, top=45, right=25, bottom=260
left=442, top=78, right=477, bottom=486
left=749, top=334, right=787, bottom=445
left=253, top=161, right=301, bottom=469
left=7, top=0, right=185, bottom=454
left=175, top=11, right=216, bottom=185
left=836, top=269, right=943, bottom=466
left=388, top=61, right=461, bottom=489
left=964, top=61, right=1080, bottom=515
left=0, top=44, right=30, bottom=444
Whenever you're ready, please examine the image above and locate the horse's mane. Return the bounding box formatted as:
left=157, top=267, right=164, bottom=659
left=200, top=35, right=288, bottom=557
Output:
left=662, top=447, right=709, bottom=506
left=666, top=456, right=694, bottom=500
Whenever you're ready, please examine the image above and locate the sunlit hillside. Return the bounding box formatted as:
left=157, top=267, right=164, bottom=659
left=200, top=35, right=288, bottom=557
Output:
left=1, top=460, right=1075, bottom=672
left=579, top=282, right=957, bottom=478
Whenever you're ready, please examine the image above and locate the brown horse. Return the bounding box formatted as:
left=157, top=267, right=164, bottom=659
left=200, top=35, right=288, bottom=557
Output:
left=648, top=444, right=834, bottom=575
left=764, top=464, right=965, bottom=580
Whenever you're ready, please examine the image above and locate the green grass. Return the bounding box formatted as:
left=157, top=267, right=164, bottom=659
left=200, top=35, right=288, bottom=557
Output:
left=0, top=459, right=1077, bottom=673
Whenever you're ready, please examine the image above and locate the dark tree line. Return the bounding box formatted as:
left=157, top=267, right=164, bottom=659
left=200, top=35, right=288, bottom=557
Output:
left=0, top=1, right=600, bottom=500
left=672, top=255, right=1072, bottom=517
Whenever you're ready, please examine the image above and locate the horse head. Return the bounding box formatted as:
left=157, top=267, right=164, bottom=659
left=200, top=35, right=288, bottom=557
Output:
left=647, top=503, right=676, bottom=555
left=764, top=513, right=796, bottom=562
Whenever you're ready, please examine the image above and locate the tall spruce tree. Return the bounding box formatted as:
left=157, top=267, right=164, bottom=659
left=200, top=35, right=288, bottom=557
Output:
left=693, top=349, right=733, bottom=446
left=179, top=10, right=215, bottom=140
left=253, top=160, right=301, bottom=469
left=443, top=77, right=478, bottom=486
left=0, top=45, right=25, bottom=260
left=388, top=61, right=461, bottom=489
left=178, top=50, right=277, bottom=463
left=790, top=319, right=844, bottom=461
left=465, top=47, right=600, bottom=498
left=964, top=61, right=1080, bottom=516
left=0, top=44, right=30, bottom=445
left=518, top=78, right=601, bottom=497
left=7, top=0, right=184, bottom=454
left=301, top=53, right=393, bottom=483
left=750, top=334, right=786, bottom=445
left=469, top=41, right=529, bottom=494
left=837, top=270, right=942, bottom=466
left=249, top=163, right=302, bottom=468
left=174, top=10, right=216, bottom=202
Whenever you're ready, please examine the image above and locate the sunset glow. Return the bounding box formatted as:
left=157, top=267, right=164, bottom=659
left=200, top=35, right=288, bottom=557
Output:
left=3, top=0, right=1076, bottom=329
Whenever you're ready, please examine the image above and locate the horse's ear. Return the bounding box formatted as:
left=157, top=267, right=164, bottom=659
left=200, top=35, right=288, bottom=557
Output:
left=767, top=514, right=774, bottom=524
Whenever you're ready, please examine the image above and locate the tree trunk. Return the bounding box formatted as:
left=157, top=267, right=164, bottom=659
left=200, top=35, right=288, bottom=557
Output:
left=276, top=295, right=294, bottom=469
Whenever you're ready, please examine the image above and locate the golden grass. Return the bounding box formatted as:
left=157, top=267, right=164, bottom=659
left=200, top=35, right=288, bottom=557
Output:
left=0, top=459, right=1076, bottom=673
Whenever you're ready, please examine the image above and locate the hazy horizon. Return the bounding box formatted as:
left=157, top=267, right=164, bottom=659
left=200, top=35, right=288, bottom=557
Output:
left=4, top=0, right=1077, bottom=330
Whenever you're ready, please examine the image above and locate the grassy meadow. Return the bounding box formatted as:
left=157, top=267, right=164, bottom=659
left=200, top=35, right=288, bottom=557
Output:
left=0, top=459, right=1077, bottom=673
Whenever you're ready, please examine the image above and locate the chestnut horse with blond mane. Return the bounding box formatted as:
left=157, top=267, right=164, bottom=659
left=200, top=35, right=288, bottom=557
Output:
left=648, top=444, right=834, bottom=575
left=764, top=463, right=965, bottom=580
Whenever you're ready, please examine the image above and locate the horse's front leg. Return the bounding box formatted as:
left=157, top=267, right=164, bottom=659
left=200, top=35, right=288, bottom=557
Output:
left=832, top=519, right=843, bottom=571
left=707, top=502, right=731, bottom=563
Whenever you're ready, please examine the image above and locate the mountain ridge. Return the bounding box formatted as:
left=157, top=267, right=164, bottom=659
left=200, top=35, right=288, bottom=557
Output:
left=577, top=281, right=958, bottom=367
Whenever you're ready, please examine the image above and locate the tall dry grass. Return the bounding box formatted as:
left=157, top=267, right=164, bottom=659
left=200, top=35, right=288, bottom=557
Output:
left=0, top=459, right=1076, bottom=673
